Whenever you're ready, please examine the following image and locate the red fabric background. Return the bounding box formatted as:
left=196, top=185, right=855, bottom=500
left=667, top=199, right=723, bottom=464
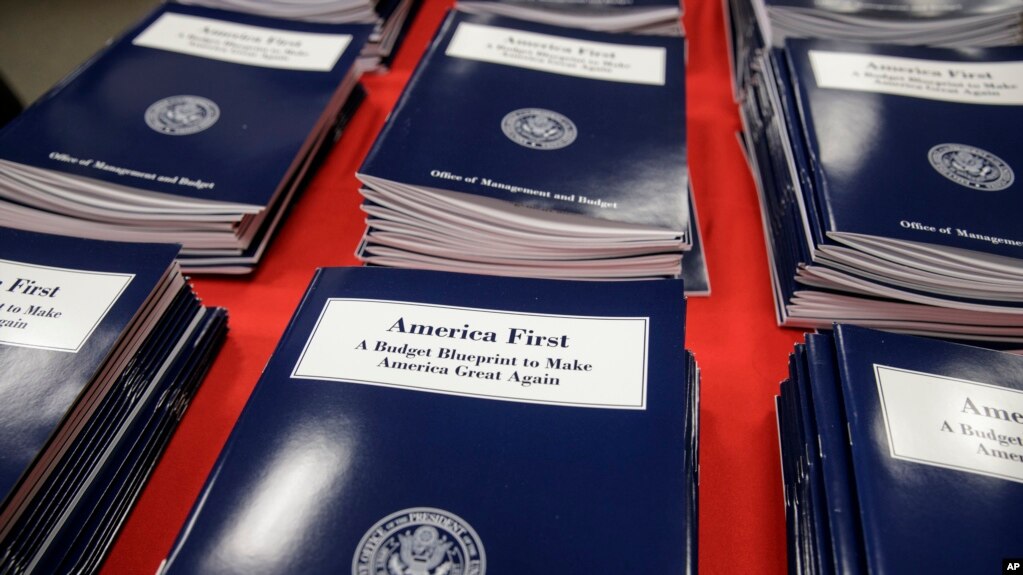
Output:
left=101, top=0, right=806, bottom=572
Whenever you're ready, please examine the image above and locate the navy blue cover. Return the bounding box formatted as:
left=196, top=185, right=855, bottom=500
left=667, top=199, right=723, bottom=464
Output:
left=785, top=40, right=1023, bottom=260
left=833, top=324, right=1023, bottom=574
left=0, top=4, right=371, bottom=207
left=360, top=11, right=688, bottom=231
left=161, top=267, right=695, bottom=573
left=0, top=228, right=178, bottom=510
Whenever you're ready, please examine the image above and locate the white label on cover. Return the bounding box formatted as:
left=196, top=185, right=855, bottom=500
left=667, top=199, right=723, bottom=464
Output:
left=875, top=365, right=1023, bottom=484
left=809, top=51, right=1023, bottom=105
left=132, top=13, right=351, bottom=71
left=445, top=22, right=666, bottom=85
left=292, top=299, right=649, bottom=409
left=0, top=259, right=133, bottom=353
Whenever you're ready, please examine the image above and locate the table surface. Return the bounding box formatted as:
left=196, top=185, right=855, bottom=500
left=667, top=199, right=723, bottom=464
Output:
left=102, top=1, right=806, bottom=572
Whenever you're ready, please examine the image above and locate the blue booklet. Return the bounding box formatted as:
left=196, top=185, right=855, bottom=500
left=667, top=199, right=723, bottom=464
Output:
left=173, top=0, right=421, bottom=69
left=0, top=4, right=371, bottom=272
left=160, top=266, right=698, bottom=574
left=786, top=39, right=1023, bottom=261
left=740, top=38, right=1023, bottom=342
left=357, top=11, right=692, bottom=280
left=361, top=11, right=687, bottom=232
left=779, top=324, right=1023, bottom=574
left=0, top=228, right=178, bottom=508
left=835, top=324, right=1023, bottom=573
left=0, top=227, right=227, bottom=572
left=791, top=40, right=1023, bottom=316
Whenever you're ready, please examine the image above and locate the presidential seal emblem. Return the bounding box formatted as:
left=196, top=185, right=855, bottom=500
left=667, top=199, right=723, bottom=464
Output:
left=144, top=95, right=220, bottom=136
left=352, top=507, right=485, bottom=575
left=928, top=143, right=1014, bottom=191
left=501, top=108, right=577, bottom=150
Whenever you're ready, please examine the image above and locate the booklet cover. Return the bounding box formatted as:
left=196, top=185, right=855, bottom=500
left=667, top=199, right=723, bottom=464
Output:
left=359, top=11, right=689, bottom=233
left=778, top=325, right=1023, bottom=574
left=0, top=227, right=228, bottom=573
left=0, top=228, right=178, bottom=508
left=161, top=267, right=697, bottom=574
left=785, top=39, right=1023, bottom=260
left=0, top=3, right=371, bottom=209
left=832, top=324, right=1023, bottom=574
left=741, top=38, right=1023, bottom=340
left=0, top=4, right=371, bottom=272
left=729, top=0, right=1023, bottom=122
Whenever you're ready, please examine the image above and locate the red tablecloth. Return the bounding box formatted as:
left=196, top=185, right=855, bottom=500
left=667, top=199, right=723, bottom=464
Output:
left=102, top=1, right=806, bottom=572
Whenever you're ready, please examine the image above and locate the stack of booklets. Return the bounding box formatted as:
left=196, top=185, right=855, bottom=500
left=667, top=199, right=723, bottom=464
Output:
left=157, top=266, right=699, bottom=574
left=0, top=227, right=226, bottom=573
left=777, top=324, right=1023, bottom=574
left=726, top=0, right=1023, bottom=92
left=0, top=4, right=372, bottom=274
left=456, top=0, right=684, bottom=35
left=363, top=0, right=425, bottom=68
left=357, top=11, right=705, bottom=286
left=740, top=38, right=1023, bottom=343
left=174, top=0, right=423, bottom=68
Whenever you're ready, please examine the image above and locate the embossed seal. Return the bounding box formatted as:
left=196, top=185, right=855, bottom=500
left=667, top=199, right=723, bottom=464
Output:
left=144, top=95, right=220, bottom=136
left=928, top=143, right=1014, bottom=191
left=501, top=108, right=577, bottom=150
left=352, top=507, right=485, bottom=575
